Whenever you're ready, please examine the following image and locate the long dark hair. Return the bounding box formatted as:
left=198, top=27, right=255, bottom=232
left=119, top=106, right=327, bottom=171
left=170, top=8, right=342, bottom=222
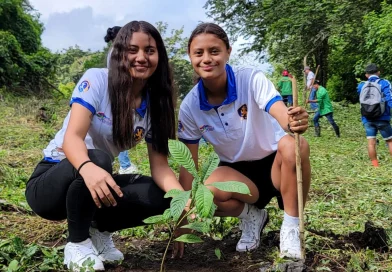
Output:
left=108, top=21, right=175, bottom=155
left=188, top=23, right=230, bottom=52
left=104, top=26, right=122, bottom=43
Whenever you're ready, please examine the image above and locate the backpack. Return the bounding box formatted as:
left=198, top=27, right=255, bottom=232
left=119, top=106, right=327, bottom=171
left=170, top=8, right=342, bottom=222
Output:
left=359, top=79, right=385, bottom=119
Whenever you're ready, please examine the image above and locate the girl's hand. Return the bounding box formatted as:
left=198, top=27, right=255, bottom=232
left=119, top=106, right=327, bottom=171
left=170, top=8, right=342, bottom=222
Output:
left=79, top=163, right=123, bottom=208
left=288, top=106, right=309, bottom=134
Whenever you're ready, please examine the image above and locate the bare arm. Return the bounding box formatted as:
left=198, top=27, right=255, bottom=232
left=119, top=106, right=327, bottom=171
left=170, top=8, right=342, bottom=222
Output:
left=178, top=143, right=199, bottom=191
left=268, top=100, right=309, bottom=134
left=147, top=143, right=184, bottom=193
left=63, top=103, right=92, bottom=169
left=62, top=103, right=123, bottom=208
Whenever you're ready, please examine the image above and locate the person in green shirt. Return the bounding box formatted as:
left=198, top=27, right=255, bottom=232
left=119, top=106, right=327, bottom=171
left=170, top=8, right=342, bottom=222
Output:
left=307, top=80, right=340, bottom=137
left=277, top=70, right=293, bottom=106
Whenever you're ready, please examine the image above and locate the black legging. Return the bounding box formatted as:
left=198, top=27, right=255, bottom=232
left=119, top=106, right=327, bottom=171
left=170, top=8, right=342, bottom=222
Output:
left=25, top=149, right=170, bottom=242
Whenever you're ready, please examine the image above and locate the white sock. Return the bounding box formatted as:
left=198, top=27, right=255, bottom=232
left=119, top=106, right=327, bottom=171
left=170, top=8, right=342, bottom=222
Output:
left=283, top=212, right=299, bottom=226
left=238, top=203, right=250, bottom=219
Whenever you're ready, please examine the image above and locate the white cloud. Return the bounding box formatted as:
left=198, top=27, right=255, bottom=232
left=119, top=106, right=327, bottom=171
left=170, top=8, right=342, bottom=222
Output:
left=29, top=0, right=269, bottom=70
left=30, top=0, right=208, bottom=52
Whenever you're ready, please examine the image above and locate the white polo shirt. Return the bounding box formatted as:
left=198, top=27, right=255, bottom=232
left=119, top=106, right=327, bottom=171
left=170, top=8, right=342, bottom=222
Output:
left=178, top=65, right=286, bottom=163
left=306, top=71, right=315, bottom=88
left=43, top=68, right=151, bottom=162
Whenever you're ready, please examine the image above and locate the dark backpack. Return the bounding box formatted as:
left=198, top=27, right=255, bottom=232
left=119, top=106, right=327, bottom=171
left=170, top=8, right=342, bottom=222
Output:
left=359, top=79, right=385, bottom=119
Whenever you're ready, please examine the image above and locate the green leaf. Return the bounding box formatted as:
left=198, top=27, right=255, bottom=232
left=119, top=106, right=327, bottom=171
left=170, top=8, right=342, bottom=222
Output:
left=201, top=152, right=219, bottom=182
left=174, top=234, right=203, bottom=243
left=143, top=215, right=164, bottom=224
left=170, top=190, right=191, bottom=221
left=181, top=222, right=210, bottom=233
left=26, top=245, right=38, bottom=257
left=191, top=176, right=200, bottom=199
left=8, top=260, right=19, bottom=271
left=168, top=140, right=198, bottom=177
left=208, top=181, right=250, bottom=195
left=195, top=184, right=214, bottom=218
left=208, top=203, right=218, bottom=219
left=215, top=248, right=222, bottom=260
left=164, top=189, right=182, bottom=198
left=162, top=208, right=172, bottom=221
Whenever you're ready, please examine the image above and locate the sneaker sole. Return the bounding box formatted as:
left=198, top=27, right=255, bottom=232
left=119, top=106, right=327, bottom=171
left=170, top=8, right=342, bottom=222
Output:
left=98, top=254, right=124, bottom=263
left=279, top=251, right=302, bottom=260
left=236, top=210, right=270, bottom=252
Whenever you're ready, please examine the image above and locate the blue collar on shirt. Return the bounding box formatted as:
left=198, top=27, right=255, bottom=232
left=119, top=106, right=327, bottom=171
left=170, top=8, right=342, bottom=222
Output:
left=198, top=64, right=237, bottom=111
left=136, top=93, right=148, bottom=118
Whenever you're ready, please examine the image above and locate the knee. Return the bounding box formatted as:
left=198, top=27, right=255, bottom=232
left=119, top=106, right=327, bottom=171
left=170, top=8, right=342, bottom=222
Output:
left=204, top=180, right=221, bottom=200
left=278, top=136, right=296, bottom=165
left=278, top=136, right=310, bottom=164
left=368, top=143, right=376, bottom=148
left=299, top=137, right=310, bottom=158
left=87, top=149, right=112, bottom=173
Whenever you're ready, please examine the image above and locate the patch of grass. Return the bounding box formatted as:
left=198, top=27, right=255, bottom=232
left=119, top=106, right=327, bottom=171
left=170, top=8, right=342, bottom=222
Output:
left=0, top=96, right=391, bottom=271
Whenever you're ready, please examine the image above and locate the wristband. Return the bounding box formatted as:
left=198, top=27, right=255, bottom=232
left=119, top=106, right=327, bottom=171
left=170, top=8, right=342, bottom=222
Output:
left=77, top=160, right=92, bottom=174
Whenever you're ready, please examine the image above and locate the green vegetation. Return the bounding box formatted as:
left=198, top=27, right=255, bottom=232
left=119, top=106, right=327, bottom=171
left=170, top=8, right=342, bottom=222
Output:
left=1, top=1, right=391, bottom=271
left=0, top=0, right=193, bottom=99
left=205, top=0, right=392, bottom=102
left=0, top=95, right=391, bottom=271
left=143, top=139, right=250, bottom=271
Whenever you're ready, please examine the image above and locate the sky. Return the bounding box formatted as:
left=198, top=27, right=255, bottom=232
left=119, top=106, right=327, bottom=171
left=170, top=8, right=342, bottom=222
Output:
left=29, top=0, right=269, bottom=70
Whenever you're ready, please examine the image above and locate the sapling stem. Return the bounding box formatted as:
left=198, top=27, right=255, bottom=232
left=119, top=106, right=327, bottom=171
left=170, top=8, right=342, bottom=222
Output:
left=160, top=207, right=194, bottom=272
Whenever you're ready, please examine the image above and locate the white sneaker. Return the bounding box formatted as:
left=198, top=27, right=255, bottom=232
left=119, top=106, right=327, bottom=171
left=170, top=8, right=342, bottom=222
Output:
left=236, top=207, right=269, bottom=252
left=118, top=164, right=138, bottom=174
left=63, top=239, right=104, bottom=271
left=90, top=227, right=124, bottom=262
left=280, top=223, right=301, bottom=259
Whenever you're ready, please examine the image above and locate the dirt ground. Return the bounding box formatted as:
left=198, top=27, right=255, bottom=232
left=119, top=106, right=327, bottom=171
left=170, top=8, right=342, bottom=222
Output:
left=0, top=208, right=389, bottom=272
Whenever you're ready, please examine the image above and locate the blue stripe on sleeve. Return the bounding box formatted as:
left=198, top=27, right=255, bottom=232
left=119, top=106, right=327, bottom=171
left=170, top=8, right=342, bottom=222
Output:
left=145, top=137, right=152, bottom=143
left=43, top=157, right=61, bottom=163
left=178, top=138, right=201, bottom=144
left=265, top=95, right=283, bottom=113
left=70, top=97, right=96, bottom=115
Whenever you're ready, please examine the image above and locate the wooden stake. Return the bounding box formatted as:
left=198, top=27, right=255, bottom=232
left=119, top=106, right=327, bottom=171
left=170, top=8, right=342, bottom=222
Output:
left=291, top=76, right=306, bottom=260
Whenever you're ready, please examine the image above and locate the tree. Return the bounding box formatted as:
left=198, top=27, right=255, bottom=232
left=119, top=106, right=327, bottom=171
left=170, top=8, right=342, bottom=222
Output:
left=56, top=46, right=106, bottom=84
left=0, top=0, right=57, bottom=94
left=157, top=22, right=194, bottom=99
left=204, top=0, right=391, bottom=102
left=360, top=2, right=392, bottom=79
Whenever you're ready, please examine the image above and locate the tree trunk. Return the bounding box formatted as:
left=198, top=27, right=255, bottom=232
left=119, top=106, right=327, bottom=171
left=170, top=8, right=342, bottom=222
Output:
left=314, top=38, right=329, bottom=86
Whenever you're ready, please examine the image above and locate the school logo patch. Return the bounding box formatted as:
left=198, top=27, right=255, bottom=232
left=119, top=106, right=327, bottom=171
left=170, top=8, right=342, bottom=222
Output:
left=96, top=112, right=112, bottom=125
left=133, top=126, right=145, bottom=142
left=238, top=104, right=248, bottom=120
left=78, top=80, right=90, bottom=93
left=199, top=125, right=214, bottom=134
left=178, top=120, right=184, bottom=133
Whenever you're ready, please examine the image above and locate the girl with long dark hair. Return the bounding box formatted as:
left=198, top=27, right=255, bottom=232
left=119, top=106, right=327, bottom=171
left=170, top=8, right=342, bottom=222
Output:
left=25, top=21, right=181, bottom=271
left=105, top=25, right=139, bottom=174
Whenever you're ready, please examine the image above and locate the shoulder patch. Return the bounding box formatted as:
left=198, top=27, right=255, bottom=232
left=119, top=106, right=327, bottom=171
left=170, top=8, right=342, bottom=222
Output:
left=78, top=80, right=90, bottom=93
